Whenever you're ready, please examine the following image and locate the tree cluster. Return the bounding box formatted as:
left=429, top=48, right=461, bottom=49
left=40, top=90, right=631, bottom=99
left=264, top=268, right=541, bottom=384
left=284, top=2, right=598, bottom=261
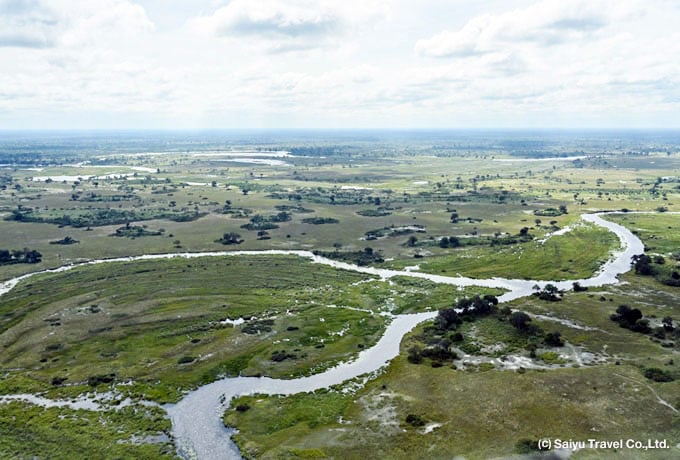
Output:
left=435, top=295, right=499, bottom=330
left=610, top=305, right=651, bottom=333
left=438, top=236, right=461, bottom=248
left=0, top=248, right=42, bottom=265
left=532, top=283, right=562, bottom=301
left=216, top=232, right=243, bottom=245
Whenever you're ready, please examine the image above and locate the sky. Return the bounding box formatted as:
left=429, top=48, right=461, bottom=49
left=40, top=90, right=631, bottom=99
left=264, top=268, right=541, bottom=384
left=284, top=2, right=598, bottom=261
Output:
left=1, top=0, right=679, bottom=130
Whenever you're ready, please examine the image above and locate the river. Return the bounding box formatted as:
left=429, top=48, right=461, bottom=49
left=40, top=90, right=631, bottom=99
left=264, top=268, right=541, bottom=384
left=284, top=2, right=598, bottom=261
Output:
left=0, top=212, right=646, bottom=459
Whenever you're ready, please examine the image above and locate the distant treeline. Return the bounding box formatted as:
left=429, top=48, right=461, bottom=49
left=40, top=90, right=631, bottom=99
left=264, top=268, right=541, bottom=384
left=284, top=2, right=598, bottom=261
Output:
left=0, top=248, right=42, bottom=265
left=287, top=146, right=356, bottom=157
left=6, top=208, right=205, bottom=228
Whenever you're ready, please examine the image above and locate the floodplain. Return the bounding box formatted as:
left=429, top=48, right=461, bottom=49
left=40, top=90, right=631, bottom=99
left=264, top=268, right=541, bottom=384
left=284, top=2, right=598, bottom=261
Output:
left=1, top=130, right=679, bottom=459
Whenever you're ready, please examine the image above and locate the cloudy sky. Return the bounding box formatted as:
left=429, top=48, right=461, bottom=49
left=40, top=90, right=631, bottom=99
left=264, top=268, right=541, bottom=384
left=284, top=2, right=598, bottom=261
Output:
left=1, top=0, right=679, bottom=129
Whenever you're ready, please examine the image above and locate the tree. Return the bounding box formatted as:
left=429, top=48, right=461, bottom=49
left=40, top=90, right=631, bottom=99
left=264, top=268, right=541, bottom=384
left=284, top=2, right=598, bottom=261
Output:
left=558, top=204, right=568, bottom=214
left=544, top=331, right=564, bottom=347
left=218, top=232, right=243, bottom=245
left=544, top=284, right=558, bottom=294
left=534, top=284, right=561, bottom=301
left=407, top=346, right=423, bottom=364
left=631, top=254, right=654, bottom=276
left=406, top=235, right=418, bottom=247
left=436, top=307, right=461, bottom=330
left=450, top=212, right=459, bottom=223
left=510, top=311, right=532, bottom=332
left=572, top=281, right=588, bottom=292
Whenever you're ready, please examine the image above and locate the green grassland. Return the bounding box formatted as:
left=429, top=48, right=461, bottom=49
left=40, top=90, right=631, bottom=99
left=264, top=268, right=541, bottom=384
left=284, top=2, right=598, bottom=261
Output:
left=0, top=402, right=174, bottom=460
left=387, top=223, right=619, bottom=280
left=222, top=209, right=680, bottom=460
left=0, top=254, right=503, bottom=404
left=2, top=151, right=678, bottom=283
left=225, top=274, right=680, bottom=459
left=1, top=143, right=679, bottom=459
left=608, top=213, right=680, bottom=255
left=227, top=359, right=679, bottom=460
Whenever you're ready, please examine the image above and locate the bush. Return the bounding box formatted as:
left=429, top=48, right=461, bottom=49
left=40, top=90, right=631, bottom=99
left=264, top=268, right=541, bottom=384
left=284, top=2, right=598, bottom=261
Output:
left=643, top=367, right=674, bottom=382
left=87, top=373, right=116, bottom=386
left=301, top=217, right=339, bottom=225
left=405, top=414, right=425, bottom=427
left=515, top=438, right=540, bottom=453
left=544, top=331, right=565, bottom=347
left=407, top=345, right=423, bottom=364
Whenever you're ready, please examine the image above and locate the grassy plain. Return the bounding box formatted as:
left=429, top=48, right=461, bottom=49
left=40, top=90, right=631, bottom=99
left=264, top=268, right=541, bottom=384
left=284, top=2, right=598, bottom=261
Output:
left=0, top=254, right=504, bottom=404
left=226, top=272, right=680, bottom=459
left=1, top=134, right=679, bottom=458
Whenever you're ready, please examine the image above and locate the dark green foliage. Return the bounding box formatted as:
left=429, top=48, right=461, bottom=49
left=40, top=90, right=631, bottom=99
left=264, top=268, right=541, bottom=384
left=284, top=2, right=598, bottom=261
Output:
left=177, top=356, right=196, bottom=364
left=515, top=438, right=540, bottom=453
left=301, top=217, right=339, bottom=225
left=240, top=212, right=291, bottom=230
left=421, top=339, right=457, bottom=361
left=407, top=345, right=423, bottom=364
left=271, top=351, right=297, bottom=362
left=449, top=332, right=464, bottom=342
left=313, top=247, right=384, bottom=266
left=405, top=414, right=425, bottom=427
left=241, top=319, right=275, bottom=334
left=632, top=254, right=654, bottom=276
left=0, top=248, right=42, bottom=265
left=436, top=308, right=461, bottom=330
left=112, top=224, right=162, bottom=238
left=610, top=305, right=650, bottom=333
left=364, top=225, right=425, bottom=241
left=7, top=207, right=203, bottom=227
left=509, top=311, right=540, bottom=335
left=438, top=236, right=461, bottom=248
left=643, top=367, right=674, bottom=382
left=436, top=295, right=499, bottom=331
left=49, top=236, right=79, bottom=245
left=572, top=281, right=588, bottom=292
left=356, top=208, right=391, bottom=217
left=534, top=206, right=566, bottom=217
left=217, top=232, right=243, bottom=245
left=533, top=284, right=562, bottom=301
left=544, top=331, right=564, bottom=347
left=87, top=373, right=116, bottom=386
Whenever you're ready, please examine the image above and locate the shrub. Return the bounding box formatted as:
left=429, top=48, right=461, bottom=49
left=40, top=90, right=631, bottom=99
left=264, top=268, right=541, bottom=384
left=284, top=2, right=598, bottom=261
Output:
left=405, top=414, right=425, bottom=427
left=643, top=367, right=674, bottom=382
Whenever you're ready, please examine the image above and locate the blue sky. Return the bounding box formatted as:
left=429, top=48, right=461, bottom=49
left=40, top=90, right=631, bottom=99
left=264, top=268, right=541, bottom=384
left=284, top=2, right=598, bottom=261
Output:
left=1, top=0, right=679, bottom=129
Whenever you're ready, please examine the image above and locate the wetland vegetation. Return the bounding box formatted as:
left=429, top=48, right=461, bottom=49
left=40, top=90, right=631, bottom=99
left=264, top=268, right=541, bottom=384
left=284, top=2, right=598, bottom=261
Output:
left=1, top=130, right=679, bottom=459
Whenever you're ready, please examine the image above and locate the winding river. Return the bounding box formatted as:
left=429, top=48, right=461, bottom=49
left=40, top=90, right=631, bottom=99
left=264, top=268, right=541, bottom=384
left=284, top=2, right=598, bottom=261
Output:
left=0, top=213, right=646, bottom=459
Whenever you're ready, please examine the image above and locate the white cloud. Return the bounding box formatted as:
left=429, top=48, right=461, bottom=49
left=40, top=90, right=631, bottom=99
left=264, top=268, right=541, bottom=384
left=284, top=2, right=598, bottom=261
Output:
left=198, top=0, right=338, bottom=38
left=189, top=0, right=387, bottom=53
left=415, top=0, right=618, bottom=58
left=1, top=0, right=680, bottom=128
left=0, top=0, right=58, bottom=48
